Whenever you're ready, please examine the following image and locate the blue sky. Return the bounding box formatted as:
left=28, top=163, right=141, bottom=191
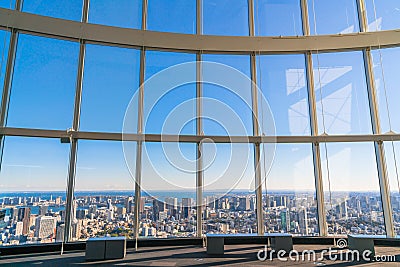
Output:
left=0, top=0, right=399, bottom=194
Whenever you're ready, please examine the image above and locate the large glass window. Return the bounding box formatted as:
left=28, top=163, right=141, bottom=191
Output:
left=80, top=44, right=140, bottom=133
left=384, top=141, right=400, bottom=236
left=371, top=47, right=400, bottom=134
left=147, top=0, right=196, bottom=34
left=0, top=137, right=70, bottom=246
left=262, top=144, right=317, bottom=236
left=202, top=0, right=249, bottom=36
left=313, top=51, right=371, bottom=135
left=203, top=144, right=256, bottom=234
left=88, top=0, right=142, bottom=29
left=308, top=0, right=359, bottom=35
left=144, top=51, right=196, bottom=135
left=74, top=140, right=135, bottom=240
left=202, top=54, right=253, bottom=136
left=365, top=0, right=400, bottom=31
left=320, top=142, right=384, bottom=235
left=22, top=0, right=83, bottom=21
left=257, top=54, right=310, bottom=136
left=141, top=142, right=196, bottom=238
left=254, top=0, right=302, bottom=36
left=7, top=34, right=79, bottom=130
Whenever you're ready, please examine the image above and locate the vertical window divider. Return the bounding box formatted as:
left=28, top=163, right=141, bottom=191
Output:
left=358, top=0, right=395, bottom=238
left=64, top=0, right=89, bottom=244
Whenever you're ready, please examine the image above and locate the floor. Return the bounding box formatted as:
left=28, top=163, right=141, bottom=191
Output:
left=0, top=244, right=399, bottom=266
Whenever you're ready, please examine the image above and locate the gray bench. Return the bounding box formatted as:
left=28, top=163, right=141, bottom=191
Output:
left=86, top=236, right=126, bottom=261
left=347, top=234, right=388, bottom=257
left=206, top=233, right=293, bottom=255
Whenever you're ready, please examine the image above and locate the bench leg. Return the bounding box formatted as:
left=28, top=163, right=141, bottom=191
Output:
left=271, top=236, right=293, bottom=254
left=207, top=238, right=224, bottom=255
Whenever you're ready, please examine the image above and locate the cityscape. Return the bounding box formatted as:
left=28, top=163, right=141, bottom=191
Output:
left=0, top=190, right=398, bottom=246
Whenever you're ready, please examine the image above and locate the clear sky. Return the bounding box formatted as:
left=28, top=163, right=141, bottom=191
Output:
left=0, top=0, right=399, bottom=194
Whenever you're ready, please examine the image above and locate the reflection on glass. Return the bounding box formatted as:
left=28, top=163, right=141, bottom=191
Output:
left=202, top=0, right=249, bottom=36
left=308, top=0, right=359, bottom=35
left=320, top=142, right=384, bottom=235
left=372, top=47, right=400, bottom=134
left=7, top=34, right=79, bottom=130
left=202, top=54, right=253, bottom=136
left=203, top=144, right=256, bottom=234
left=141, top=142, right=196, bottom=238
left=88, top=0, right=142, bottom=29
left=384, top=141, right=400, bottom=236
left=257, top=54, right=310, bottom=136
left=254, top=0, right=302, bottom=36
left=22, top=0, right=83, bottom=21
left=365, top=0, right=400, bottom=31
left=0, top=137, right=70, bottom=246
left=80, top=44, right=140, bottom=133
left=147, top=0, right=196, bottom=34
left=74, top=140, right=135, bottom=240
left=313, top=51, right=371, bottom=135
left=144, top=51, right=196, bottom=135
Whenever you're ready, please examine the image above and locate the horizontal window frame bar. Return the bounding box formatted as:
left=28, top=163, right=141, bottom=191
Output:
left=1, top=8, right=400, bottom=54
left=1, top=127, right=400, bottom=143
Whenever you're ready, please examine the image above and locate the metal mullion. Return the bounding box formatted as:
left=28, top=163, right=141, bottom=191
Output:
left=250, top=53, right=264, bottom=235
left=196, top=0, right=202, bottom=35
left=63, top=0, right=89, bottom=243
left=196, top=53, right=203, bottom=238
left=133, top=0, right=147, bottom=243
left=357, top=0, right=395, bottom=238
left=300, top=0, right=310, bottom=36
left=363, top=48, right=395, bottom=237
left=305, top=52, right=328, bottom=236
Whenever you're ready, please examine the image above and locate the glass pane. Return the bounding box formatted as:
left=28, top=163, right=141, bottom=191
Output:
left=320, top=142, right=385, bottom=235
left=254, top=0, right=303, bottom=36
left=0, top=0, right=15, bottom=9
left=141, top=142, right=196, bottom=238
left=262, top=144, right=317, bottom=236
left=308, top=0, right=359, bottom=35
left=80, top=44, right=140, bottom=133
left=202, top=0, right=249, bottom=36
left=366, top=0, right=400, bottom=31
left=313, top=51, right=372, bottom=135
left=202, top=54, right=253, bottom=136
left=22, top=0, right=83, bottom=21
left=144, top=51, right=196, bottom=135
left=88, top=0, right=142, bottom=29
left=7, top=34, right=79, bottom=130
left=257, top=54, right=310, bottom=136
left=74, top=140, right=135, bottom=240
left=372, top=47, right=400, bottom=134
left=147, top=0, right=196, bottom=34
left=384, top=141, right=400, bottom=236
left=0, top=137, right=70, bottom=246
left=203, top=144, right=256, bottom=234
left=0, top=30, right=11, bottom=101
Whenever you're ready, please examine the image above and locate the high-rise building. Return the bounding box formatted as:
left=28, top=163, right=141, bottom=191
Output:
left=35, top=216, right=56, bottom=239
left=280, top=209, right=290, bottom=233
left=182, top=198, right=192, bottom=219
left=125, top=196, right=133, bottom=214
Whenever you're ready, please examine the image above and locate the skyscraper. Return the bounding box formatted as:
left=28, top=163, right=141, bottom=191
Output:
left=35, top=216, right=56, bottom=239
